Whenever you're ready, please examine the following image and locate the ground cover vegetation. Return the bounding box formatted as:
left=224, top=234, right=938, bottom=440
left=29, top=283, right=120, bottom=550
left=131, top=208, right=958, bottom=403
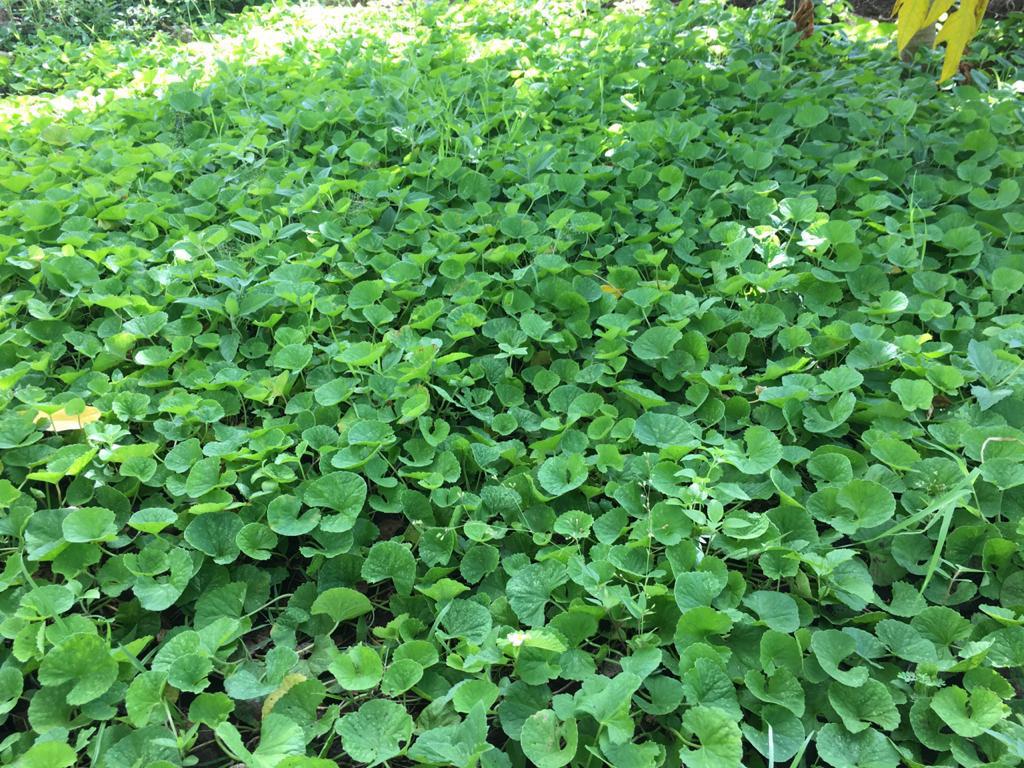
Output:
left=1, top=0, right=1024, bottom=766
left=0, top=0, right=263, bottom=52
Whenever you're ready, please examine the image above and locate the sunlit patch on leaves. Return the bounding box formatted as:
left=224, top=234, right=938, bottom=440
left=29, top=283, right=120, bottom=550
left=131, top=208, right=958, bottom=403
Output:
left=34, top=404, right=102, bottom=431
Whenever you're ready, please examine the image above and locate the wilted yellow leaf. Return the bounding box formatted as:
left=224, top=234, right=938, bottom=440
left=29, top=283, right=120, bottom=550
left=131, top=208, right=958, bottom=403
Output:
left=600, top=284, right=622, bottom=298
left=35, top=406, right=102, bottom=432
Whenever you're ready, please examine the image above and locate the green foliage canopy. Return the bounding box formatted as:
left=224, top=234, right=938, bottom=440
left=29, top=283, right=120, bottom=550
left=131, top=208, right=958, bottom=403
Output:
left=0, top=0, right=1023, bottom=766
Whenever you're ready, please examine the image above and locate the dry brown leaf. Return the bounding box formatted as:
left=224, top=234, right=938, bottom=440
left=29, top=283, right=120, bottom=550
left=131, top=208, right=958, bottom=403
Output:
left=791, top=0, right=815, bottom=39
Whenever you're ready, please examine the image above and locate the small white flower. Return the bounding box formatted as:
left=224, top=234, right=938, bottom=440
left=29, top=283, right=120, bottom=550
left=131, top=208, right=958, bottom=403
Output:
left=507, top=631, right=529, bottom=647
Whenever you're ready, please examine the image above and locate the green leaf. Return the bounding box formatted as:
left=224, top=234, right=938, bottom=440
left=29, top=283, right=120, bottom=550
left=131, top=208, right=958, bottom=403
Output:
left=829, top=680, right=900, bottom=733
left=269, top=343, right=313, bottom=371
left=891, top=378, right=934, bottom=411
left=126, top=670, right=167, bottom=727
left=729, top=426, right=783, bottom=475
left=810, top=630, right=869, bottom=687
left=189, top=692, right=235, bottom=727
left=187, top=174, right=222, bottom=200
left=743, top=591, right=800, bottom=633
left=875, top=620, right=937, bottom=663
left=929, top=686, right=1009, bottom=737
left=362, top=540, right=416, bottom=596
left=330, top=645, right=383, bottom=691
left=185, top=457, right=221, bottom=498
left=381, top=659, right=424, bottom=696
left=23, top=201, right=61, bottom=229
left=304, top=471, right=367, bottom=531
left=743, top=668, right=805, bottom=716
left=794, top=103, right=829, bottom=128
left=453, top=679, right=500, bottom=713
left=61, top=506, right=117, bottom=543
left=679, top=705, right=742, bottom=768
left=39, top=633, right=118, bottom=705
left=674, top=568, right=728, bottom=611
left=3, top=5, right=1024, bottom=767
left=740, top=705, right=806, bottom=763
left=310, top=587, right=372, bottom=623
left=837, top=480, right=896, bottom=531
left=521, top=710, right=578, bottom=768
left=634, top=412, right=699, bottom=449
left=575, top=672, right=643, bottom=743
left=252, top=714, right=306, bottom=768
left=267, top=494, right=319, bottom=536
left=20, top=584, right=74, bottom=618
left=184, top=512, right=243, bottom=564
left=537, top=454, right=588, bottom=496
left=507, top=562, right=567, bottom=627
left=632, top=326, right=682, bottom=362
left=337, top=699, right=413, bottom=764
left=440, top=599, right=493, bottom=644
left=236, top=522, right=277, bottom=560
left=151, top=629, right=213, bottom=693
left=803, top=392, right=856, bottom=433
left=815, top=724, right=899, bottom=768
left=810, top=480, right=896, bottom=535
left=14, top=742, right=77, bottom=768
left=408, top=705, right=490, bottom=768
left=0, top=666, right=23, bottom=718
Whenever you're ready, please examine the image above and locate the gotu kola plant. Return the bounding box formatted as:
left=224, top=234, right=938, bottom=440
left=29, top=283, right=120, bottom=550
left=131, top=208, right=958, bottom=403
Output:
left=2, top=0, right=1024, bottom=767
left=892, top=0, right=991, bottom=80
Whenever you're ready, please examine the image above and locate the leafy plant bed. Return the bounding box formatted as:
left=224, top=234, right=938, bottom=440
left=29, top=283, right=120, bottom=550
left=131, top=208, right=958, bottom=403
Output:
left=1, top=1, right=1023, bottom=767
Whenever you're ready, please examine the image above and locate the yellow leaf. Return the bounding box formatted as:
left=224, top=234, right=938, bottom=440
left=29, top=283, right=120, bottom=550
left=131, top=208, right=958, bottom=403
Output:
left=934, top=0, right=988, bottom=82
left=893, top=0, right=929, bottom=51
left=35, top=406, right=102, bottom=432
left=923, top=0, right=956, bottom=26
left=970, top=0, right=992, bottom=22
left=262, top=673, right=307, bottom=719
left=600, top=284, right=622, bottom=298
